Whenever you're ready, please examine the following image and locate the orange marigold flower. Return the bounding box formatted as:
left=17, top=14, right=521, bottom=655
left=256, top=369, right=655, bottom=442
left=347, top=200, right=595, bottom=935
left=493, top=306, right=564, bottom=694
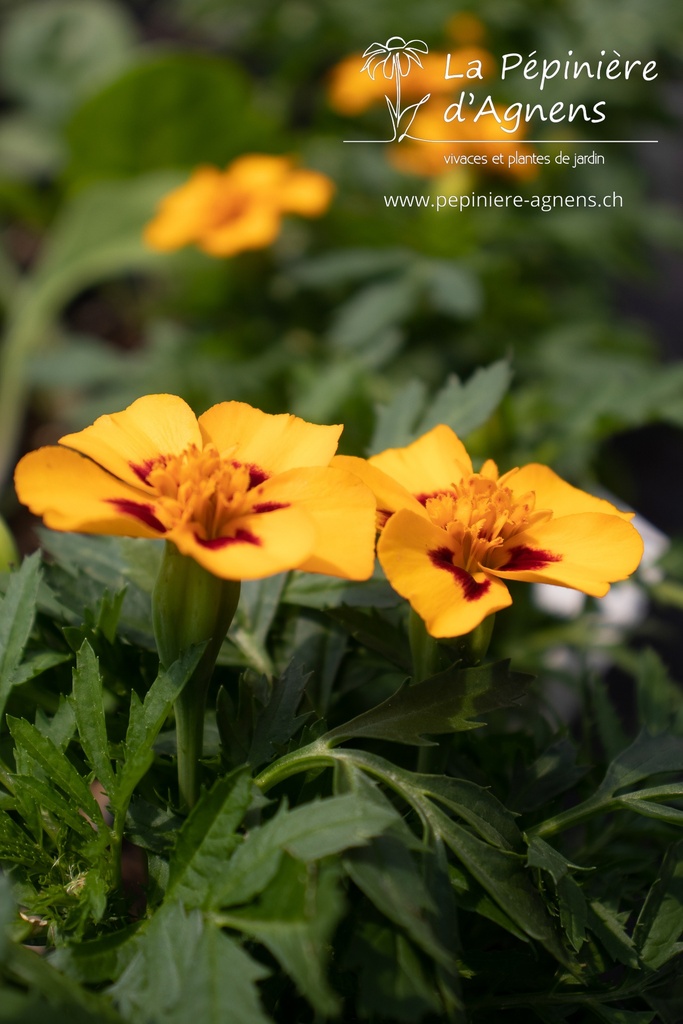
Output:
left=14, top=395, right=376, bottom=582
left=143, top=155, right=335, bottom=257
left=335, top=426, right=644, bottom=638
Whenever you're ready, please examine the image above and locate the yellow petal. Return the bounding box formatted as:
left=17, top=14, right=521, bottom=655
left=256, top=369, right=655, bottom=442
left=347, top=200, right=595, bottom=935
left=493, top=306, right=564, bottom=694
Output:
left=14, top=447, right=166, bottom=538
left=278, top=170, right=335, bottom=216
left=251, top=466, right=377, bottom=580
left=199, top=402, right=342, bottom=476
left=59, top=394, right=202, bottom=490
left=378, top=509, right=512, bottom=637
left=169, top=503, right=315, bottom=580
left=506, top=464, right=635, bottom=521
left=369, top=425, right=473, bottom=500
left=227, top=155, right=293, bottom=190
left=143, top=167, right=223, bottom=251
left=199, top=204, right=281, bottom=256
left=487, top=513, right=644, bottom=597
left=332, top=455, right=426, bottom=526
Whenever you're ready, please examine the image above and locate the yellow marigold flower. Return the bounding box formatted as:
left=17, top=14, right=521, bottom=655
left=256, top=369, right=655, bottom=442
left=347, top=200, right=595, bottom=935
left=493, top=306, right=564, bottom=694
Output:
left=335, top=426, right=644, bottom=638
left=328, top=48, right=495, bottom=116
left=14, top=395, right=376, bottom=582
left=143, top=155, right=334, bottom=257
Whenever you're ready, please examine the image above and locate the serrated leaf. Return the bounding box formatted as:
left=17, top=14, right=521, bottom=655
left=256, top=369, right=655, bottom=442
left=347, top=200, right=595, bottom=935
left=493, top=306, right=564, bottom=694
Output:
left=0, top=552, right=42, bottom=720
left=167, top=769, right=252, bottom=909
left=112, top=645, right=205, bottom=812
left=588, top=900, right=640, bottom=969
left=416, top=360, right=511, bottom=440
left=8, top=775, right=94, bottom=835
left=7, top=717, right=100, bottom=822
left=72, top=640, right=116, bottom=795
left=247, top=662, right=312, bottom=770
left=344, top=834, right=450, bottom=966
left=431, top=804, right=570, bottom=966
left=325, top=660, right=530, bottom=746
left=634, top=840, right=683, bottom=970
left=418, top=775, right=523, bottom=852
left=220, top=856, right=343, bottom=1017
left=326, top=606, right=412, bottom=671
left=214, top=793, right=397, bottom=910
left=108, top=902, right=269, bottom=1024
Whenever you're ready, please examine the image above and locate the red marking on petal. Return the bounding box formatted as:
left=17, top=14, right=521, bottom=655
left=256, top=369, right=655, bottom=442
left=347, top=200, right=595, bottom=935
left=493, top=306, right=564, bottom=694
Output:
left=415, top=489, right=450, bottom=506
left=129, top=458, right=160, bottom=484
left=377, top=508, right=392, bottom=529
left=195, top=529, right=261, bottom=550
left=232, top=460, right=269, bottom=489
left=429, top=547, right=491, bottom=602
left=251, top=501, right=289, bottom=514
left=501, top=546, right=563, bottom=572
left=107, top=499, right=166, bottom=533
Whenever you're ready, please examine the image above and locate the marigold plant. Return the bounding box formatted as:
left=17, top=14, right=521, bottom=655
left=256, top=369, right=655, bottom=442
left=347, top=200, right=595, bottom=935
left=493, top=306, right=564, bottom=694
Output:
left=336, top=425, right=644, bottom=637
left=143, top=154, right=334, bottom=257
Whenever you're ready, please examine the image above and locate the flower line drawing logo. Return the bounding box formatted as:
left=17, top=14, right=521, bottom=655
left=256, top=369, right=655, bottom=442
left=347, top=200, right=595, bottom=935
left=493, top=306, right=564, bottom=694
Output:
left=359, top=36, right=431, bottom=142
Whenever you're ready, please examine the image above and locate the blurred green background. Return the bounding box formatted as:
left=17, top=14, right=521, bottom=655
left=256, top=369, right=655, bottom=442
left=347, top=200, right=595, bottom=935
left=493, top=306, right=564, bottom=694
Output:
left=0, top=0, right=682, bottom=677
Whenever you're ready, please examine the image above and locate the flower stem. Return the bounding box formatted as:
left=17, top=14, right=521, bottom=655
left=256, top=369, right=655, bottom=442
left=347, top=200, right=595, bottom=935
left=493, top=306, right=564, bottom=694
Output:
left=152, top=543, right=240, bottom=811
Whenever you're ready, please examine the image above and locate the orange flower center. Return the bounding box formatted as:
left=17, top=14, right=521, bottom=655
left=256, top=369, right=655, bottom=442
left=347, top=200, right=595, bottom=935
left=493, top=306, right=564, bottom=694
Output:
left=419, top=461, right=552, bottom=572
left=145, top=444, right=267, bottom=541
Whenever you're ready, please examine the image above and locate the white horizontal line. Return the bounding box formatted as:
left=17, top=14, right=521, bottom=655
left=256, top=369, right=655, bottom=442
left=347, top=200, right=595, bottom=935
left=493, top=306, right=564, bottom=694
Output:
left=343, top=139, right=659, bottom=144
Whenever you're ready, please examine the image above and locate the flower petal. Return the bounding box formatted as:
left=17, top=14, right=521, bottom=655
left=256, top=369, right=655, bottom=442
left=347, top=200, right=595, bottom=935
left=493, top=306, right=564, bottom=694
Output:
left=369, top=425, right=473, bottom=499
left=143, top=167, right=223, bottom=251
left=59, top=394, right=202, bottom=490
left=251, top=466, right=377, bottom=580
left=170, top=504, right=315, bottom=580
left=487, top=513, right=644, bottom=597
left=506, top=464, right=635, bottom=521
left=199, top=402, right=342, bottom=475
left=378, top=509, right=511, bottom=637
left=14, top=447, right=166, bottom=538
left=332, top=455, right=426, bottom=525
left=278, top=170, right=335, bottom=217
left=200, top=205, right=281, bottom=257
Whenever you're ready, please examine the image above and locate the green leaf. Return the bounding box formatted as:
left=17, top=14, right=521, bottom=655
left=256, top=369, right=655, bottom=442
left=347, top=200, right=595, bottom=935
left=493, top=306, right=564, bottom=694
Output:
left=65, top=53, right=278, bottom=183
left=220, top=857, right=344, bottom=1018
left=325, top=660, right=530, bottom=746
left=247, top=662, right=312, bottom=770
left=166, top=769, right=253, bottom=909
left=344, top=922, right=444, bottom=1022
left=326, top=606, right=412, bottom=671
left=596, top=730, right=683, bottom=799
left=431, top=804, right=570, bottom=965
left=418, top=775, right=523, bottom=852
left=635, top=648, right=683, bottom=734
left=369, top=378, right=428, bottom=454
left=328, top=277, right=418, bottom=350
left=344, top=834, right=450, bottom=966
left=588, top=901, right=640, bottom=969
left=634, top=840, right=683, bottom=970
left=214, top=792, right=397, bottom=910
left=72, top=640, right=115, bottom=796
left=0, top=552, right=42, bottom=721
left=416, top=360, right=512, bottom=439
left=7, top=717, right=100, bottom=822
left=0, top=809, right=45, bottom=864
left=7, top=775, right=94, bottom=835
left=108, top=902, right=269, bottom=1024
left=112, top=645, right=205, bottom=812
left=419, top=258, right=482, bottom=319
